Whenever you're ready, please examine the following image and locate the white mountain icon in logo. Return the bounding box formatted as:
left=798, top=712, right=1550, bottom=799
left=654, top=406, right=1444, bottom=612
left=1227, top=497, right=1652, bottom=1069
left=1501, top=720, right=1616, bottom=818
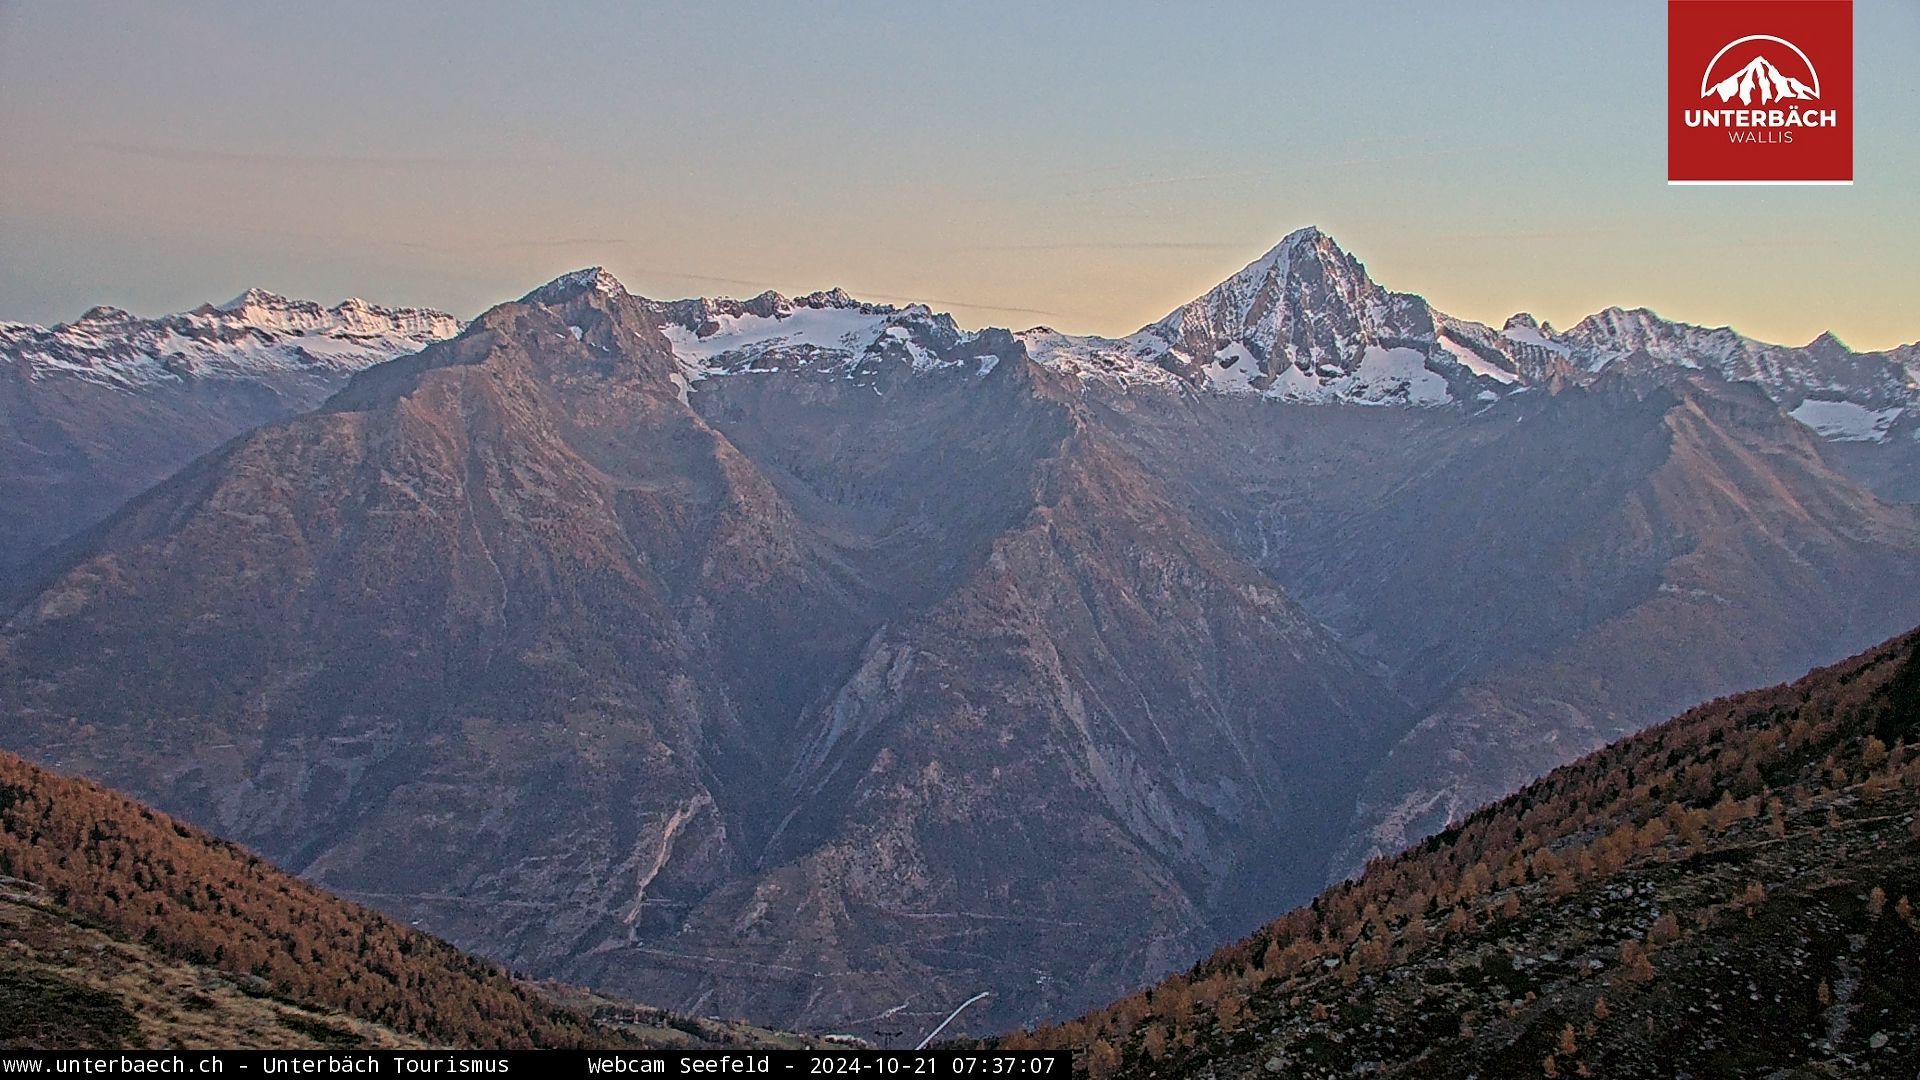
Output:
left=1700, top=35, right=1820, bottom=105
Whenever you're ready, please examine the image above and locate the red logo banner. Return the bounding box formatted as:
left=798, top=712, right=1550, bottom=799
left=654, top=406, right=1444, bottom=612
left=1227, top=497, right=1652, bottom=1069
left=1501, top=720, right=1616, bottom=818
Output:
left=1668, top=0, right=1853, bottom=184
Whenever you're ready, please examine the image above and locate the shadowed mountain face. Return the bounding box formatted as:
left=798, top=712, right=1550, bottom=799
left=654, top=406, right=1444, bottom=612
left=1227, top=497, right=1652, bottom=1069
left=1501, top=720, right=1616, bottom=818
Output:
left=1090, top=373, right=1920, bottom=878
left=2, top=233, right=1917, bottom=1037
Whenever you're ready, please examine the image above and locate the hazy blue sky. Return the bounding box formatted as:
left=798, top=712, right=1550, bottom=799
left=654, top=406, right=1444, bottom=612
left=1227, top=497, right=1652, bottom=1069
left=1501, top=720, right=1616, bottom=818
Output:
left=2, top=1, right=1916, bottom=348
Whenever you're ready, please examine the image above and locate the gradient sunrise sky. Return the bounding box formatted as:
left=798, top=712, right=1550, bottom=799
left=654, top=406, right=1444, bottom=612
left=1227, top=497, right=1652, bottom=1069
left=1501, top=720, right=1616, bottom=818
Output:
left=2, top=1, right=1915, bottom=349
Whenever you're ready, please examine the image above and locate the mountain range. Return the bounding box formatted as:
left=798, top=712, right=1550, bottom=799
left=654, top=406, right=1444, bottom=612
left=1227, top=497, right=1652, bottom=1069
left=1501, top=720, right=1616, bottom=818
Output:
left=1, top=227, right=1916, bottom=1037
left=0, top=290, right=459, bottom=580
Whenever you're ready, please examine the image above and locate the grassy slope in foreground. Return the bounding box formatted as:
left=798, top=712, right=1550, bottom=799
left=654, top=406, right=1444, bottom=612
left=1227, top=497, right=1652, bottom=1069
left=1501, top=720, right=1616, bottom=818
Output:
left=0, top=749, right=805, bottom=1051
left=1004, top=626, right=1920, bottom=1078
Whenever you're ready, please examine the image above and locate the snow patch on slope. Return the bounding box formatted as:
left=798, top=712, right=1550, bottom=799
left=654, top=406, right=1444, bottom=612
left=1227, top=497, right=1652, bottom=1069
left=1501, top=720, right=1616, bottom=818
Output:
left=660, top=300, right=982, bottom=383
left=1789, top=400, right=1905, bottom=442
left=665, top=306, right=890, bottom=366
left=543, top=267, right=627, bottom=298
left=1206, top=343, right=1263, bottom=394
left=1013, top=330, right=1178, bottom=390
left=1343, top=346, right=1453, bottom=406
left=1017, top=329, right=1456, bottom=407
left=1439, top=336, right=1519, bottom=384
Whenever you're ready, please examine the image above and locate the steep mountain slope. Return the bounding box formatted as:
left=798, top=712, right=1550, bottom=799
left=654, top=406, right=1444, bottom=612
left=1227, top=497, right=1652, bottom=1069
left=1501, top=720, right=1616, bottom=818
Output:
left=598, top=409, right=1405, bottom=1028
left=0, top=749, right=764, bottom=1050
left=0, top=290, right=458, bottom=580
left=0, top=269, right=1402, bottom=1035
left=1328, top=374, right=1920, bottom=875
left=1007, top=625, right=1920, bottom=1078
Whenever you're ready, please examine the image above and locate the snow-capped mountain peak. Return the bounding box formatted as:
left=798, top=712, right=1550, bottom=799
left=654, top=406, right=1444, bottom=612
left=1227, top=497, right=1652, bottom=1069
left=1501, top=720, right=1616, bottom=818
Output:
left=524, top=266, right=631, bottom=305
left=1211, top=225, right=1330, bottom=292
left=799, top=287, right=865, bottom=310
left=216, top=286, right=286, bottom=313
left=1146, top=224, right=1371, bottom=350
left=1015, top=228, right=1553, bottom=408
left=73, top=305, right=141, bottom=327
left=1107, top=227, right=1486, bottom=406
left=1806, top=330, right=1851, bottom=355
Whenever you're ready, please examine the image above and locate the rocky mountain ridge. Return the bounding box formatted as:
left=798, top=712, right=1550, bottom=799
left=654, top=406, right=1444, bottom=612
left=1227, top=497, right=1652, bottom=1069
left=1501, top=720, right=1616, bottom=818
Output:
left=6, top=232, right=1913, bottom=584
left=1012, top=229, right=1917, bottom=451
left=633, top=228, right=1917, bottom=497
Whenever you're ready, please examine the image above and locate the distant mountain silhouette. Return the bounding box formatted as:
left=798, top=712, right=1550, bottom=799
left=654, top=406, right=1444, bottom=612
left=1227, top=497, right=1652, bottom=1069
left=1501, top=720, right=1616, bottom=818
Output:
left=1707, top=55, right=1817, bottom=105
